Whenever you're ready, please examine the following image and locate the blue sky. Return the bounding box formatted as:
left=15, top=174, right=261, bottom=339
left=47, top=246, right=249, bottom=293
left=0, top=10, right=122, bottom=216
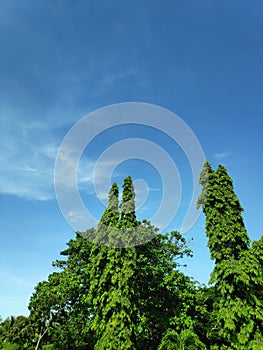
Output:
left=1, top=0, right=263, bottom=319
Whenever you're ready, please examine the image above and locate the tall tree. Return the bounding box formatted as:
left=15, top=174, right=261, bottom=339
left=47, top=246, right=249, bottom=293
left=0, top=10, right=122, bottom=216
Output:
left=89, top=178, right=138, bottom=349
left=198, top=163, right=249, bottom=264
left=198, top=162, right=262, bottom=349
left=20, top=176, right=204, bottom=350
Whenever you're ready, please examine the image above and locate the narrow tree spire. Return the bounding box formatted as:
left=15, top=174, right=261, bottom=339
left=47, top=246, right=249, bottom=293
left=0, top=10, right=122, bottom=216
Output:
left=197, top=160, right=214, bottom=209
left=99, top=183, right=119, bottom=228
left=213, top=165, right=249, bottom=261
left=197, top=162, right=254, bottom=347
left=92, top=178, right=138, bottom=349
left=198, top=162, right=249, bottom=263
left=119, top=176, right=137, bottom=228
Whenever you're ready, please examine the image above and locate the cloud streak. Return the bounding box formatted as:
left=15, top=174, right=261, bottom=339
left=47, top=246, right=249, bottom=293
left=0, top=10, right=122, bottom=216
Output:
left=0, top=109, right=127, bottom=201
left=0, top=106, right=74, bottom=200
left=214, top=152, right=231, bottom=160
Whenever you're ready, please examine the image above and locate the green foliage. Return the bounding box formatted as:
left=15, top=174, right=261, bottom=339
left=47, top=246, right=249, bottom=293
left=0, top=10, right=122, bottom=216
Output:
left=42, top=345, right=55, bottom=350
left=199, top=163, right=249, bottom=263
left=89, top=245, right=137, bottom=350
left=134, top=225, right=196, bottom=349
left=89, top=178, right=138, bottom=349
left=16, top=176, right=198, bottom=349
left=99, top=182, right=119, bottom=229
left=119, top=176, right=138, bottom=228
left=158, top=329, right=206, bottom=350
left=0, top=343, right=20, bottom=350
left=4, top=168, right=262, bottom=349
left=198, top=161, right=263, bottom=349
left=197, top=160, right=213, bottom=209
left=0, top=316, right=34, bottom=349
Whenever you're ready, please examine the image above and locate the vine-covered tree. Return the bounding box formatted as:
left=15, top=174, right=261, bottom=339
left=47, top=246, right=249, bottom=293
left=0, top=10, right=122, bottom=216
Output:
left=88, top=179, right=138, bottom=350
left=21, top=176, right=201, bottom=349
left=6, top=167, right=262, bottom=349
left=198, top=162, right=263, bottom=349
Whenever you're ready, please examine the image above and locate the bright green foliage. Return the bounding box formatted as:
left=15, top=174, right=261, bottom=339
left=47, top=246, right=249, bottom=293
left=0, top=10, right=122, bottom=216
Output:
left=119, top=176, right=138, bottom=228
left=91, top=247, right=137, bottom=350
left=199, top=163, right=249, bottom=263
left=17, top=176, right=199, bottom=349
left=158, top=329, right=206, bottom=350
left=197, top=160, right=213, bottom=210
left=88, top=243, right=137, bottom=350
left=249, top=332, right=263, bottom=350
left=6, top=169, right=262, bottom=349
left=99, top=182, right=119, bottom=229
left=94, top=182, right=120, bottom=246
left=88, top=178, right=138, bottom=349
left=0, top=343, right=20, bottom=350
left=198, top=162, right=263, bottom=349
left=132, top=222, right=203, bottom=349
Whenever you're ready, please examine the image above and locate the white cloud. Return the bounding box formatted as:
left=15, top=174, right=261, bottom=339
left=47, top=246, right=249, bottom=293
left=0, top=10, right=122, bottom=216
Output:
left=0, top=108, right=125, bottom=201
left=0, top=108, right=62, bottom=200
left=92, top=69, right=140, bottom=97
left=214, top=152, right=231, bottom=160
left=0, top=98, right=98, bottom=200
left=100, top=70, right=136, bottom=88
left=68, top=210, right=88, bottom=224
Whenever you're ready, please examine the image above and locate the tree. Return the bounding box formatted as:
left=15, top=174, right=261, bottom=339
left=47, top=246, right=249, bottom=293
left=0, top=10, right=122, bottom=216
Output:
left=0, top=316, right=15, bottom=345
left=79, top=180, right=199, bottom=349
left=29, top=274, right=64, bottom=350
left=50, top=231, right=96, bottom=350
left=28, top=231, right=96, bottom=350
left=88, top=178, right=138, bottom=349
left=0, top=315, right=33, bottom=349
left=198, top=163, right=249, bottom=264
left=198, top=162, right=263, bottom=348
left=21, top=176, right=203, bottom=349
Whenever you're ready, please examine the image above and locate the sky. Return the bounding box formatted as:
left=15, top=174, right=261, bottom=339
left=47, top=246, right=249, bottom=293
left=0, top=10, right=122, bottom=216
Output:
left=0, top=0, right=263, bottom=320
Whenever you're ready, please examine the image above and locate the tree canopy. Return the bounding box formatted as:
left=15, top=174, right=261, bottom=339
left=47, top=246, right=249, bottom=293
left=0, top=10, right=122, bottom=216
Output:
left=1, top=169, right=262, bottom=350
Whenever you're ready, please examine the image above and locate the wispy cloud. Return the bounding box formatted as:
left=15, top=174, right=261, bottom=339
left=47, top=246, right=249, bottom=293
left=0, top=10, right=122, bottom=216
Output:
left=0, top=97, right=102, bottom=201
left=101, top=70, right=135, bottom=87
left=0, top=268, right=34, bottom=289
left=0, top=109, right=126, bottom=201
left=78, top=157, right=125, bottom=205
left=0, top=105, right=71, bottom=200
left=214, top=152, right=231, bottom=160
left=68, top=210, right=88, bottom=224
left=93, top=69, right=142, bottom=97
left=0, top=127, right=57, bottom=200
